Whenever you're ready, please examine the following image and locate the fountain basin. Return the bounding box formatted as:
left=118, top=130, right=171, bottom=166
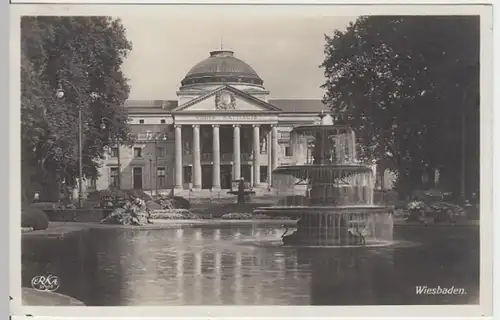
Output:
left=253, top=205, right=394, bottom=247
left=253, top=205, right=391, bottom=216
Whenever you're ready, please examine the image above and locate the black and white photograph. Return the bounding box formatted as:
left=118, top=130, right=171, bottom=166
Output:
left=10, top=3, right=493, bottom=318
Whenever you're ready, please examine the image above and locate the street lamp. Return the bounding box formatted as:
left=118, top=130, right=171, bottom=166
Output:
left=100, top=117, right=121, bottom=189
left=55, top=80, right=84, bottom=208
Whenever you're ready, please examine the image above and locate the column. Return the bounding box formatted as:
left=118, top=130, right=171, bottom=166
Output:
left=233, top=125, right=241, bottom=180
left=253, top=124, right=260, bottom=187
left=271, top=125, right=279, bottom=170
left=250, top=165, right=254, bottom=186
left=267, top=128, right=272, bottom=188
left=174, top=125, right=183, bottom=189
left=192, top=124, right=202, bottom=190
left=212, top=125, right=221, bottom=190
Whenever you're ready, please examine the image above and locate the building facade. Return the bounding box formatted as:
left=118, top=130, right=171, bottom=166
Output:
left=94, top=49, right=326, bottom=196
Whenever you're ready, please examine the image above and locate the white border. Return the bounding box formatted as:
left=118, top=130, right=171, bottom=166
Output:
left=9, top=2, right=494, bottom=319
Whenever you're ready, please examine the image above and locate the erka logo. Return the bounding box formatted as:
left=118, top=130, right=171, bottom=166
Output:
left=31, top=275, right=60, bottom=292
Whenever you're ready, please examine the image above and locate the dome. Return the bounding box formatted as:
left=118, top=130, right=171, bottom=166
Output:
left=180, top=50, right=264, bottom=87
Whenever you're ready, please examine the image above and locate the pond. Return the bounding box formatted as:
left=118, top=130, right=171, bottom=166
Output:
left=22, top=222, right=479, bottom=306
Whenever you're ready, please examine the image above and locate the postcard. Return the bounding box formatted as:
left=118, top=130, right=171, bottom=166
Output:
left=10, top=2, right=493, bottom=319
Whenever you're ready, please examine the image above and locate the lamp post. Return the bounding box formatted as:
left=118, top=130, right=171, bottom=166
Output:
left=56, top=79, right=84, bottom=208
left=100, top=118, right=121, bottom=189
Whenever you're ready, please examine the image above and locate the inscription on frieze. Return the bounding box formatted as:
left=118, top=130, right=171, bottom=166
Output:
left=194, top=115, right=259, bottom=121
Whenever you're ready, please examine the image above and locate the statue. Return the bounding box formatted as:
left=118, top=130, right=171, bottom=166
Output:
left=260, top=136, right=267, bottom=153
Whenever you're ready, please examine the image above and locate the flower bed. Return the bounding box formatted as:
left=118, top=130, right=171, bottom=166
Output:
left=150, top=209, right=202, bottom=220
left=154, top=196, right=190, bottom=210
left=402, top=201, right=468, bottom=222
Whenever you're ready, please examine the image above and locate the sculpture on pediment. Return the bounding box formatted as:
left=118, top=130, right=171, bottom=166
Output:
left=215, top=91, right=236, bottom=110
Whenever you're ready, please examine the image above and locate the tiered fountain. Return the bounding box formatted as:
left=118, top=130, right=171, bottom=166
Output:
left=254, top=112, right=394, bottom=246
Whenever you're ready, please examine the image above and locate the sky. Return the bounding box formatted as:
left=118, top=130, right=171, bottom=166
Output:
left=119, top=9, right=355, bottom=100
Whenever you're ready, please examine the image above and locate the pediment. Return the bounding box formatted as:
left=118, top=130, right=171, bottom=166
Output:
left=172, top=85, right=281, bottom=113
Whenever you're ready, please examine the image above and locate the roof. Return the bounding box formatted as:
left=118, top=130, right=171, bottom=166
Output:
left=180, top=50, right=263, bottom=87
left=124, top=98, right=325, bottom=114
left=269, top=99, right=325, bottom=113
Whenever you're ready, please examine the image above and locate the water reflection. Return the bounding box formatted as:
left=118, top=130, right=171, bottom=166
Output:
left=36, top=224, right=478, bottom=306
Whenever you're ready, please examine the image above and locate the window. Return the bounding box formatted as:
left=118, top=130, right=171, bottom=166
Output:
left=285, top=146, right=292, bottom=157
left=134, top=147, right=143, bottom=158
left=156, top=147, right=166, bottom=158
left=110, top=147, right=119, bottom=158
left=160, top=119, right=166, bottom=124
left=139, top=119, right=144, bottom=124
left=110, top=167, right=119, bottom=188
left=157, top=167, right=166, bottom=189
left=89, top=178, right=97, bottom=189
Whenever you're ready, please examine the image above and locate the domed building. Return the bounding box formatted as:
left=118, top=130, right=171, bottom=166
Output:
left=94, top=49, right=325, bottom=196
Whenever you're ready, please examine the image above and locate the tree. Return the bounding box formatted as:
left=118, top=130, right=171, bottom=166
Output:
left=321, top=16, right=479, bottom=199
left=21, top=16, right=133, bottom=201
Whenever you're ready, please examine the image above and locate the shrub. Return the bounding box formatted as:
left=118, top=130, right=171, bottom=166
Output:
left=171, top=196, right=190, bottom=209
left=154, top=196, right=191, bottom=210
left=145, top=200, right=163, bottom=210
left=87, top=189, right=128, bottom=209
left=87, top=189, right=157, bottom=209
left=21, top=206, right=49, bottom=231
left=100, top=199, right=152, bottom=225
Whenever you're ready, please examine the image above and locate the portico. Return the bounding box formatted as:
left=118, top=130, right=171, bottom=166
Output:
left=172, top=114, right=280, bottom=191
